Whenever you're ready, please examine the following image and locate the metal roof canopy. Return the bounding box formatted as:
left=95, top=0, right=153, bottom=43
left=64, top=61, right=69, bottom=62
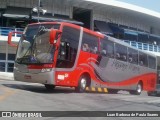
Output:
left=32, top=12, right=54, bottom=21
left=64, top=0, right=160, bottom=29
left=3, top=6, right=31, bottom=19
left=84, top=0, right=160, bottom=18
left=32, top=12, right=83, bottom=25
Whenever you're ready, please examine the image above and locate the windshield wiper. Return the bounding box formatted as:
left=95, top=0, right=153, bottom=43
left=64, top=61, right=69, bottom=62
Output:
left=16, top=56, right=42, bottom=64
left=16, top=56, right=29, bottom=64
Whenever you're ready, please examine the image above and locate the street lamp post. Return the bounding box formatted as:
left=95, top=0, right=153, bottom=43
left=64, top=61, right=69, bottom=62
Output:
left=32, top=0, right=47, bottom=22
left=37, top=0, right=41, bottom=22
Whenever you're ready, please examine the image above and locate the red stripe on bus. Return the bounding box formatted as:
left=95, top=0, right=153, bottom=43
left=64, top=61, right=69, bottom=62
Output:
left=27, top=64, right=53, bottom=69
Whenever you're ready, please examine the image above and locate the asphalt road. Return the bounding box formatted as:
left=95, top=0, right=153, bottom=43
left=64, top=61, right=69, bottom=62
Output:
left=0, top=78, right=160, bottom=120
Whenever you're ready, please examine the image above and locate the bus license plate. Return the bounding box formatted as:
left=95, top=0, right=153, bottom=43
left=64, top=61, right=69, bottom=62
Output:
left=24, top=75, right=31, bottom=79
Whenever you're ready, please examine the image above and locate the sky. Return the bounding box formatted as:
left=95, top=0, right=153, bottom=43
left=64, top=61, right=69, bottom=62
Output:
left=116, top=0, right=160, bottom=13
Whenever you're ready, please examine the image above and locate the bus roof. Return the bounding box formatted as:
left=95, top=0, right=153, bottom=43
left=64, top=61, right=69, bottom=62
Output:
left=28, top=22, right=61, bottom=26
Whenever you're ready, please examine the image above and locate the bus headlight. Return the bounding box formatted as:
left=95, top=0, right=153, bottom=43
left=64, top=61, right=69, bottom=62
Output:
left=41, top=68, right=52, bottom=73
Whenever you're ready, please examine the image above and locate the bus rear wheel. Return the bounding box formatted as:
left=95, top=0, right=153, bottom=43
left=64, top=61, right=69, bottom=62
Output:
left=129, top=83, right=142, bottom=95
left=75, top=75, right=89, bottom=93
left=45, top=84, right=55, bottom=90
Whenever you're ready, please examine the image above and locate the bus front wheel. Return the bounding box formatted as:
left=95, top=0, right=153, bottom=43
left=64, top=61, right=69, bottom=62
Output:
left=75, top=75, right=89, bottom=93
left=129, top=83, right=142, bottom=95
left=45, top=84, right=55, bottom=90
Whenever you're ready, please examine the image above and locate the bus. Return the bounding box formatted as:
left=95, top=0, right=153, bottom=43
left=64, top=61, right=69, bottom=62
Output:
left=8, top=22, right=160, bottom=95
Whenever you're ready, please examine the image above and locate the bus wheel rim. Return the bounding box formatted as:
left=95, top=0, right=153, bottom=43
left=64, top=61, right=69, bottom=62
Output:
left=81, top=78, right=87, bottom=89
left=137, top=84, right=141, bottom=93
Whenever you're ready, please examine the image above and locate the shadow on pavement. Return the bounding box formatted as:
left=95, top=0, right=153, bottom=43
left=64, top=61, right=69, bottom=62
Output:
left=2, top=83, right=143, bottom=95
left=2, top=83, right=76, bottom=94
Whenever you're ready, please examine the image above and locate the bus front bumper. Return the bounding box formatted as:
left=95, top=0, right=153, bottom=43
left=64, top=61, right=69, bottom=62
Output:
left=14, top=69, right=55, bottom=85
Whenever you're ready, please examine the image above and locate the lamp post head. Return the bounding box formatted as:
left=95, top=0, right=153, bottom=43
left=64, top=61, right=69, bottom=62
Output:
left=32, top=7, right=38, bottom=12
left=42, top=9, right=47, bottom=15
left=32, top=0, right=47, bottom=22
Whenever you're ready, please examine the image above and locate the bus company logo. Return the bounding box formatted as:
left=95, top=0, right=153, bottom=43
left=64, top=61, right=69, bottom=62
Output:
left=2, top=112, right=11, bottom=117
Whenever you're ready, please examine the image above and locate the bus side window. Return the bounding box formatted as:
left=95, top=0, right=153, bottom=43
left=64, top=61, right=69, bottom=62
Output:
left=81, top=32, right=98, bottom=54
left=115, top=43, right=127, bottom=61
left=128, top=48, right=138, bottom=64
left=82, top=43, right=90, bottom=52
left=100, top=38, right=114, bottom=58
left=101, top=49, right=107, bottom=56
left=139, top=52, right=148, bottom=67
left=148, top=56, right=156, bottom=69
left=107, top=44, right=114, bottom=58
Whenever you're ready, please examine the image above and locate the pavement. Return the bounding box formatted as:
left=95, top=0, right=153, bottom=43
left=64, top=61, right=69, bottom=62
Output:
left=0, top=72, right=160, bottom=120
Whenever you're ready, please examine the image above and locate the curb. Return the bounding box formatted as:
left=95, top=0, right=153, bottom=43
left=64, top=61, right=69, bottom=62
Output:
left=85, top=87, right=108, bottom=93
left=0, top=72, right=14, bottom=81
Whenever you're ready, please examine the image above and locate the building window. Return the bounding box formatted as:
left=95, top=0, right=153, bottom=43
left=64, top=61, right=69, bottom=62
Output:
left=0, top=53, right=6, bottom=60
left=0, top=62, right=5, bottom=72
left=7, top=63, right=14, bottom=72
left=8, top=54, right=16, bottom=61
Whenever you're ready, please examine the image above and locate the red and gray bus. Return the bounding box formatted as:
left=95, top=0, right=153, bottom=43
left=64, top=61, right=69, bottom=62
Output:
left=8, top=22, right=160, bottom=95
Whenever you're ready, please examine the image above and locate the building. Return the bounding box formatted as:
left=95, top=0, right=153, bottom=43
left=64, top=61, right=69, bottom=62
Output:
left=0, top=0, right=160, bottom=72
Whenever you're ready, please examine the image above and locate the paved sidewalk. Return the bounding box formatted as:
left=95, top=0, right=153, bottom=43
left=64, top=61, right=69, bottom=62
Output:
left=0, top=72, right=14, bottom=81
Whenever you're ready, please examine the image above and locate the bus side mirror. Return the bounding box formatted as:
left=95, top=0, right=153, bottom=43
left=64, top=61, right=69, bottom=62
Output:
left=8, top=31, right=22, bottom=47
left=50, top=29, right=62, bottom=45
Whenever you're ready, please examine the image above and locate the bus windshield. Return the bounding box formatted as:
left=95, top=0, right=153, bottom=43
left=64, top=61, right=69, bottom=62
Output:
left=15, top=24, right=60, bottom=64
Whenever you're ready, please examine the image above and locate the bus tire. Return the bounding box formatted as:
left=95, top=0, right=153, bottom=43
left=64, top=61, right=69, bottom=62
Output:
left=45, top=84, right=55, bottom=90
left=108, top=89, right=119, bottom=94
left=75, top=75, right=89, bottom=93
left=129, top=83, right=142, bottom=95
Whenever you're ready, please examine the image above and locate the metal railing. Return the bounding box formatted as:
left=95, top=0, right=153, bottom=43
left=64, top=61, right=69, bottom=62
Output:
left=123, top=40, right=160, bottom=53
left=0, top=27, right=24, bottom=37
